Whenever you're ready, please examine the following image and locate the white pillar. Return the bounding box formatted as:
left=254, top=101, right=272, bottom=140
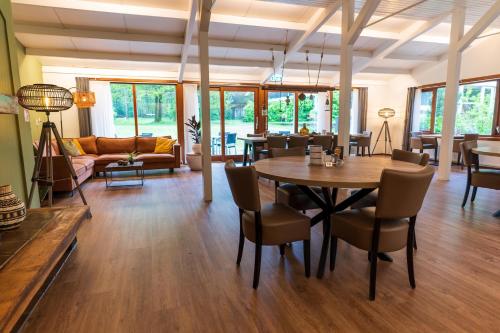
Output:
left=338, top=0, right=354, bottom=149
left=199, top=29, right=213, bottom=201
left=315, top=92, right=330, bottom=133
left=438, top=7, right=465, bottom=180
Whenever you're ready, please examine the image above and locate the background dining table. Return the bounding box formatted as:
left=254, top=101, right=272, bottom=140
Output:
left=254, top=155, right=425, bottom=277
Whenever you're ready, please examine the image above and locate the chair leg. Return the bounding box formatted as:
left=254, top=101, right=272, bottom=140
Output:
left=303, top=240, right=310, bottom=278
left=471, top=187, right=478, bottom=202
left=407, top=219, right=416, bottom=289
left=279, top=244, right=285, bottom=256
left=330, top=236, right=337, bottom=271
left=368, top=146, right=371, bottom=157
left=434, top=148, right=438, bottom=164
left=237, top=210, right=245, bottom=265
left=361, top=147, right=365, bottom=157
left=274, top=181, right=279, bottom=203
left=462, top=183, right=471, bottom=207
left=253, top=242, right=262, bottom=289
left=413, top=229, right=418, bottom=250
left=369, top=250, right=378, bottom=300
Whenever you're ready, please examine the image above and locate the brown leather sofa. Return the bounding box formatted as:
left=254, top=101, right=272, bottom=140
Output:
left=34, top=135, right=181, bottom=192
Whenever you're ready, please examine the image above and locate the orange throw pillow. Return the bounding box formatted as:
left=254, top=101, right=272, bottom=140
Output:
left=154, top=137, right=176, bottom=154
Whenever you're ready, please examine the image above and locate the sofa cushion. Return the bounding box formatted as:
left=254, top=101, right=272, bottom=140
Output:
left=95, top=154, right=129, bottom=165
left=33, top=140, right=60, bottom=156
left=72, top=163, right=87, bottom=178
left=77, top=135, right=98, bottom=154
left=74, top=154, right=98, bottom=160
left=136, top=137, right=157, bottom=153
left=135, top=153, right=175, bottom=162
left=97, top=137, right=135, bottom=154
left=154, top=137, right=176, bottom=154
left=62, top=140, right=82, bottom=157
left=72, top=157, right=95, bottom=171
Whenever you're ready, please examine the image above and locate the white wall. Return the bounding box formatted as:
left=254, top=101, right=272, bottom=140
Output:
left=364, top=75, right=417, bottom=154
left=43, top=71, right=80, bottom=137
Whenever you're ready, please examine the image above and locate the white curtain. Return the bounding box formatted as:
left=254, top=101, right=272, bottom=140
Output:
left=315, top=92, right=330, bottom=133
left=89, top=81, right=116, bottom=137
left=183, top=83, right=199, bottom=154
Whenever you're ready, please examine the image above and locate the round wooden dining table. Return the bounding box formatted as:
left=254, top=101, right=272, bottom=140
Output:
left=254, top=155, right=425, bottom=278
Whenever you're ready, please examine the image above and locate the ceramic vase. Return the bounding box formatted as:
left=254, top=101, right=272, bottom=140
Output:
left=0, top=185, right=26, bottom=230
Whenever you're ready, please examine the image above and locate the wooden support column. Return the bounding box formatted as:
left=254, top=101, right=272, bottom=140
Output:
left=437, top=7, right=465, bottom=180
left=338, top=0, right=354, bottom=149
left=199, top=0, right=214, bottom=201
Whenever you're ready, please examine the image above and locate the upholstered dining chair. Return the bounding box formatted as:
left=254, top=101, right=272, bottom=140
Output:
left=312, top=135, right=334, bottom=153
left=270, top=147, right=324, bottom=212
left=350, top=131, right=372, bottom=156
left=259, top=135, right=287, bottom=159
left=351, top=149, right=429, bottom=249
left=453, top=134, right=478, bottom=167
left=288, top=135, right=309, bottom=150
left=330, top=165, right=435, bottom=300
left=224, top=160, right=311, bottom=289
left=460, top=141, right=500, bottom=207
left=410, top=132, right=438, bottom=164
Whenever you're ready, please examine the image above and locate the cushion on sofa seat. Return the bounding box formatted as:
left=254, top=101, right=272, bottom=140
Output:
left=72, top=157, right=95, bottom=171
left=97, top=137, right=135, bottom=154
left=77, top=135, right=98, bottom=154
left=72, top=163, right=87, bottom=178
left=135, top=153, right=175, bottom=162
left=95, top=154, right=130, bottom=165
left=74, top=154, right=98, bottom=160
left=136, top=137, right=157, bottom=153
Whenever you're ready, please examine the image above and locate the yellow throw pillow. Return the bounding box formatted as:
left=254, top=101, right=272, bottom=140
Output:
left=154, top=137, right=176, bottom=154
left=73, top=139, right=86, bottom=155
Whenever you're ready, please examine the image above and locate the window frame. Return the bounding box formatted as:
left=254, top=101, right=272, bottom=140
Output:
left=418, top=77, right=500, bottom=137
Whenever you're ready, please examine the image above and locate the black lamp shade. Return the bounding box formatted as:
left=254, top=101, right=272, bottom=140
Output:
left=17, top=84, right=74, bottom=112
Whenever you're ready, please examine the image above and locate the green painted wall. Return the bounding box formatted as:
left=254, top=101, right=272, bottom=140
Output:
left=0, top=0, right=38, bottom=206
left=16, top=40, right=43, bottom=140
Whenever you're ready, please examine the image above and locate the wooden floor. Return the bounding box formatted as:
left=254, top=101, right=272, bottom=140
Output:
left=21, top=162, right=500, bottom=332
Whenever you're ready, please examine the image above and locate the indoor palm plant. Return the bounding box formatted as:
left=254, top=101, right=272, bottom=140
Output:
left=185, top=115, right=201, bottom=154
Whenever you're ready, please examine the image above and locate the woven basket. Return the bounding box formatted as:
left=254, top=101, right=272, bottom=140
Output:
left=0, top=185, right=26, bottom=230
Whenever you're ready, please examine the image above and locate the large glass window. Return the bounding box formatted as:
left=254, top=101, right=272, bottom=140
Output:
left=418, top=90, right=433, bottom=132
left=267, top=91, right=295, bottom=134
left=110, top=83, right=177, bottom=138
left=224, top=90, right=255, bottom=155
left=135, top=84, right=177, bottom=138
left=456, top=81, right=497, bottom=135
left=110, top=83, right=134, bottom=137
left=331, top=90, right=360, bottom=133
left=332, top=90, right=339, bottom=132
left=416, top=80, right=498, bottom=135
left=297, top=93, right=317, bottom=133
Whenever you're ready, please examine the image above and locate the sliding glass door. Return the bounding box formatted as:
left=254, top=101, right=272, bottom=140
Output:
left=224, top=89, right=255, bottom=156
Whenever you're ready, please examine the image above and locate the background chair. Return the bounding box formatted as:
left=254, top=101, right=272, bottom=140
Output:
left=453, top=134, right=478, bottom=167
left=224, top=160, right=311, bottom=289
left=460, top=141, right=500, bottom=207
left=225, top=132, right=237, bottom=155
left=259, top=135, right=287, bottom=159
left=410, top=132, right=438, bottom=164
left=350, top=131, right=372, bottom=156
left=288, top=135, right=309, bottom=150
left=329, top=165, right=435, bottom=300
left=247, top=133, right=265, bottom=164
left=312, top=135, right=333, bottom=153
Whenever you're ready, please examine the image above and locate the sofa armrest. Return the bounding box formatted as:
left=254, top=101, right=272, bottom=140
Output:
left=173, top=144, right=181, bottom=168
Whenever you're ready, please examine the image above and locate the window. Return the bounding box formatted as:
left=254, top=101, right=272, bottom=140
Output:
left=416, top=79, right=499, bottom=136
left=110, top=83, right=134, bottom=137
left=110, top=83, right=177, bottom=138
left=332, top=90, right=339, bottom=132
left=135, top=84, right=177, bottom=138
left=297, top=93, right=318, bottom=133
left=224, top=90, right=255, bottom=155
left=267, top=91, right=295, bottom=134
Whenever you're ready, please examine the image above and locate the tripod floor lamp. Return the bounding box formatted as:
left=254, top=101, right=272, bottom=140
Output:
left=16, top=84, right=89, bottom=210
left=371, top=107, right=395, bottom=155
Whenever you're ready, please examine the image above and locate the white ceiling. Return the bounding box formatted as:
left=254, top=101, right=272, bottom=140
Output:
left=11, top=0, right=500, bottom=84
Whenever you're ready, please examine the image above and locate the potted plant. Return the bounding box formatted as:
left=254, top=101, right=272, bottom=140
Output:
left=185, top=115, right=201, bottom=154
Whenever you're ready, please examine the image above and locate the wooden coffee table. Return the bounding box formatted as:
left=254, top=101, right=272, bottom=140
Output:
left=104, top=161, right=144, bottom=188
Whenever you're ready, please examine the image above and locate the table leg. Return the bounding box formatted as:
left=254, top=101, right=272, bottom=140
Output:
left=243, top=143, right=249, bottom=166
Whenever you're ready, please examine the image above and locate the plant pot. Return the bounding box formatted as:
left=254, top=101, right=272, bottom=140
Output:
left=192, top=143, right=202, bottom=154
left=186, top=153, right=202, bottom=171
left=0, top=185, right=26, bottom=230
